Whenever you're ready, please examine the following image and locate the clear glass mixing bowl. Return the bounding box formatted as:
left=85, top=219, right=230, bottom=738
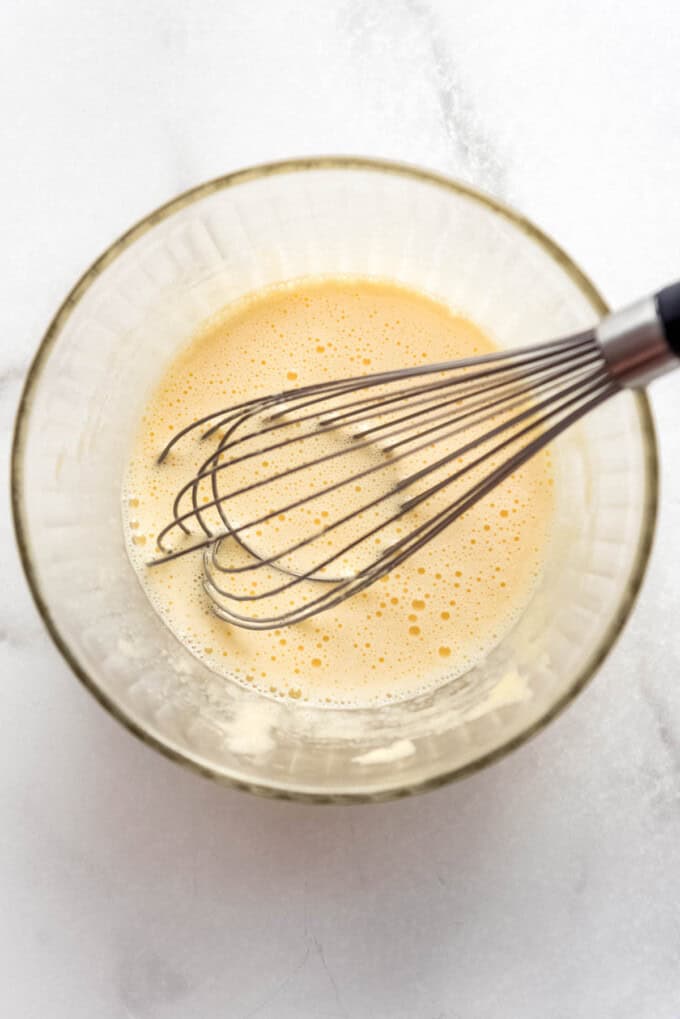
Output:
left=12, top=158, right=657, bottom=801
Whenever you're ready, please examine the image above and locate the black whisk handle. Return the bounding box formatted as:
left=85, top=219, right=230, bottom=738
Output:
left=656, top=281, right=680, bottom=356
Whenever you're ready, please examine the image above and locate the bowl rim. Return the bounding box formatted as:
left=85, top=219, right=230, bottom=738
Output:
left=11, top=155, right=659, bottom=803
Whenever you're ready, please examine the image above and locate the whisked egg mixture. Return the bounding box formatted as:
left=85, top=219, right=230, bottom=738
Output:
left=124, top=278, right=554, bottom=706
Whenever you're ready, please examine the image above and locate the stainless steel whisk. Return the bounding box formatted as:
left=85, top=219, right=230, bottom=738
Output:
left=150, top=284, right=680, bottom=629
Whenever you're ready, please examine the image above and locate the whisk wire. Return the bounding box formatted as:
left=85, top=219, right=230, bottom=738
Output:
left=150, top=332, right=621, bottom=628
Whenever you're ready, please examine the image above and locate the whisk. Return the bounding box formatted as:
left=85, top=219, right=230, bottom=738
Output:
left=149, top=283, right=680, bottom=629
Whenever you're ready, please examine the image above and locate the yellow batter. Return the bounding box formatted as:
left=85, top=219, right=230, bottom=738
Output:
left=124, top=278, right=554, bottom=706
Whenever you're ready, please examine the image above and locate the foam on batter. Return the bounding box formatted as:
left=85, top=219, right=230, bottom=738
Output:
left=123, top=278, right=554, bottom=706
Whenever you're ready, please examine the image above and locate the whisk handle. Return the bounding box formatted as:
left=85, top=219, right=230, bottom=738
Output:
left=656, top=281, right=680, bottom=356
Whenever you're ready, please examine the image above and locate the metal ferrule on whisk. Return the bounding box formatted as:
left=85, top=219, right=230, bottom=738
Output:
left=597, top=295, right=679, bottom=388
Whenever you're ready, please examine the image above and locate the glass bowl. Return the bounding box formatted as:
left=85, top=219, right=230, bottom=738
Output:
left=12, top=158, right=657, bottom=802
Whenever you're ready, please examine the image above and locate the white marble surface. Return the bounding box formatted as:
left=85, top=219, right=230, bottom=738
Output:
left=3, top=1, right=680, bottom=1015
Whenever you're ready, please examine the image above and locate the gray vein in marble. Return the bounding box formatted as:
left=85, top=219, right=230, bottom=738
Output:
left=404, top=0, right=507, bottom=195
left=241, top=947, right=311, bottom=1019
left=573, top=857, right=588, bottom=896
left=338, top=0, right=506, bottom=196
left=313, top=937, right=348, bottom=1019
left=637, top=678, right=680, bottom=784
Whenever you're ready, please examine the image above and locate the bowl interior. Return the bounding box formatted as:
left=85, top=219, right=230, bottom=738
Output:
left=13, top=160, right=656, bottom=800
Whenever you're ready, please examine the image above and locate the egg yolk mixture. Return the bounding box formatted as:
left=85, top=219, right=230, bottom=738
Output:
left=124, top=278, right=554, bottom=706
